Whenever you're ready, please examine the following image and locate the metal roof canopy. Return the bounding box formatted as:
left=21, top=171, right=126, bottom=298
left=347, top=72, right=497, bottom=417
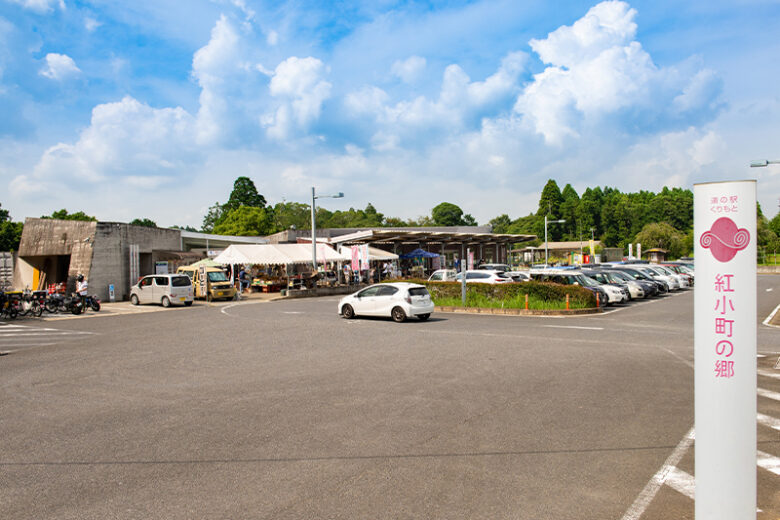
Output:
left=330, top=229, right=536, bottom=247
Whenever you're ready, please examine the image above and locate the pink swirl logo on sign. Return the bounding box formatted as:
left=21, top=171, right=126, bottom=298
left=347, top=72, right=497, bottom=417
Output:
left=700, top=217, right=750, bottom=262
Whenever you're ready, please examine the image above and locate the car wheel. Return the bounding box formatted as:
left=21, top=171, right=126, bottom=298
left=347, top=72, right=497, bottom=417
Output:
left=342, top=304, right=355, bottom=319
left=418, top=313, right=430, bottom=321
left=184, top=301, right=193, bottom=307
left=391, top=306, right=406, bottom=323
left=161, top=296, right=171, bottom=308
left=130, top=294, right=139, bottom=306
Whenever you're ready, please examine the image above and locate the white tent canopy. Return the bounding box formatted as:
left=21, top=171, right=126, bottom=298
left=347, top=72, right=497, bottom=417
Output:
left=213, top=244, right=345, bottom=266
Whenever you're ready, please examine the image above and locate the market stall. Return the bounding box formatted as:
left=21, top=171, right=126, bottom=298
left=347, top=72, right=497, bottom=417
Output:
left=213, top=244, right=346, bottom=292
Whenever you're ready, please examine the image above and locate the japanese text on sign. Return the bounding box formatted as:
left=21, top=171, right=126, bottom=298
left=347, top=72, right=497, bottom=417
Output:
left=713, top=273, right=735, bottom=378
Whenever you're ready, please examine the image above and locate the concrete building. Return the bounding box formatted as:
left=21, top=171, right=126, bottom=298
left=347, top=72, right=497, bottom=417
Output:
left=15, top=218, right=267, bottom=301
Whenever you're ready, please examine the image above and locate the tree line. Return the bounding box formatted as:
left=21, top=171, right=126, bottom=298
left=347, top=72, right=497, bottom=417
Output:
left=1, top=178, right=779, bottom=257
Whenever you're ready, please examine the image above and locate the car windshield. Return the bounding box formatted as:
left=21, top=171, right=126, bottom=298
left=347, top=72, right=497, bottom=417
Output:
left=655, top=266, right=674, bottom=276
left=678, top=265, right=693, bottom=274
left=621, top=270, right=644, bottom=280
left=608, top=271, right=631, bottom=282
left=574, top=274, right=600, bottom=287
left=207, top=271, right=229, bottom=282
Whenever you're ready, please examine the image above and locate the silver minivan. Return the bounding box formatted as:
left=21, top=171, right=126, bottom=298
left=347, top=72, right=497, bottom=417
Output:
left=130, top=274, right=194, bottom=307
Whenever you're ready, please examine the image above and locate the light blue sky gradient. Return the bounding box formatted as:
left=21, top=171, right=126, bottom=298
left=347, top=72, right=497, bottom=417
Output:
left=1, top=0, right=778, bottom=227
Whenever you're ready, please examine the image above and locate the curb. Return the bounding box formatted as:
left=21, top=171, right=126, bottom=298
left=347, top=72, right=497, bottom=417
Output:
left=434, top=305, right=603, bottom=316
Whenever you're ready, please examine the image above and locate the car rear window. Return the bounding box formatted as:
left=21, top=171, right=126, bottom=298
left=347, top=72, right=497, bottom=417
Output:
left=409, top=287, right=429, bottom=297
left=172, top=276, right=191, bottom=287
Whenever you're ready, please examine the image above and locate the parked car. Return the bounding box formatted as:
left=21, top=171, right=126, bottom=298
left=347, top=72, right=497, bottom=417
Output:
left=338, top=282, right=434, bottom=322
left=428, top=269, right=458, bottom=282
left=505, top=271, right=530, bottom=282
left=602, top=269, right=658, bottom=297
left=660, top=263, right=694, bottom=286
left=454, top=270, right=512, bottom=284
left=642, top=265, right=683, bottom=290
left=130, top=274, right=194, bottom=307
left=529, top=269, right=611, bottom=305
left=611, top=266, right=669, bottom=294
left=477, top=263, right=510, bottom=271
left=581, top=268, right=644, bottom=299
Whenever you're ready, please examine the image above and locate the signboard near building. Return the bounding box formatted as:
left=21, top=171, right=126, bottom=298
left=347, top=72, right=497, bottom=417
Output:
left=694, top=180, right=756, bottom=519
left=155, top=261, right=169, bottom=274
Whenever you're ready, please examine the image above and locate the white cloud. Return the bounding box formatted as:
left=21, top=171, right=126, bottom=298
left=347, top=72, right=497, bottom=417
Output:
left=11, top=96, right=198, bottom=196
left=391, top=55, right=426, bottom=83
left=7, top=0, right=64, bottom=13
left=39, top=53, right=80, bottom=81
left=346, top=51, right=527, bottom=141
left=266, top=30, right=278, bottom=46
left=514, top=0, right=722, bottom=145
left=530, top=0, right=637, bottom=67
left=84, top=17, right=101, bottom=32
left=265, top=56, right=331, bottom=139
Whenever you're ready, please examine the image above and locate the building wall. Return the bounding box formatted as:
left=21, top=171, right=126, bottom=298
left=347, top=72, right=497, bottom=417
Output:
left=17, top=218, right=98, bottom=291
left=89, top=223, right=181, bottom=301
left=17, top=219, right=182, bottom=301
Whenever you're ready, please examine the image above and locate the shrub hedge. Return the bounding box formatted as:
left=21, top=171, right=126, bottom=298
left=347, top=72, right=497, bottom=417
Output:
left=403, top=279, right=597, bottom=308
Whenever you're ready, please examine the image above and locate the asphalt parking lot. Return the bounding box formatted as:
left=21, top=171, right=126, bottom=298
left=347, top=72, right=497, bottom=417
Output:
left=1, top=277, right=779, bottom=519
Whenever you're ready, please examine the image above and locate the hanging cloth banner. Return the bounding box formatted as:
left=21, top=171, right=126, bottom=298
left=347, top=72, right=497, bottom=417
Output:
left=351, top=246, right=359, bottom=271
left=360, top=244, right=370, bottom=271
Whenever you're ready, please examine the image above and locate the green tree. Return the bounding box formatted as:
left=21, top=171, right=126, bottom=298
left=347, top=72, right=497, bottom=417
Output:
left=212, top=206, right=275, bottom=236
left=462, top=213, right=477, bottom=226
left=536, top=179, right=564, bottom=219
left=769, top=212, right=780, bottom=236
left=201, top=203, right=224, bottom=233
left=432, top=202, right=465, bottom=226
left=202, top=176, right=268, bottom=232
left=489, top=214, right=512, bottom=233
left=171, top=225, right=198, bottom=232
left=0, top=204, right=23, bottom=251
left=272, top=201, right=312, bottom=231
left=224, top=176, right=267, bottom=212
left=130, top=218, right=157, bottom=228
left=43, top=209, right=97, bottom=221
left=634, top=222, right=688, bottom=258
left=559, top=183, right=580, bottom=239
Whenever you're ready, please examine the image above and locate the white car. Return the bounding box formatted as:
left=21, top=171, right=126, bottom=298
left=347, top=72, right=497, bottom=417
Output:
left=454, top=270, right=511, bottom=284
left=428, top=269, right=458, bottom=281
left=130, top=274, right=194, bottom=307
left=338, top=282, right=434, bottom=322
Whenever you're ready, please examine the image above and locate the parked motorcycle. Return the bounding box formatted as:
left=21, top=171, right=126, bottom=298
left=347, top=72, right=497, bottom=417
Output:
left=45, top=293, right=84, bottom=315
left=83, top=294, right=101, bottom=312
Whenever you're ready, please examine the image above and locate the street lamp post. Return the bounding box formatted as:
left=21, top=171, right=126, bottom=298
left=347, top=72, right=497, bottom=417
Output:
left=749, top=159, right=780, bottom=168
left=311, top=187, right=344, bottom=270
left=544, top=215, right=566, bottom=267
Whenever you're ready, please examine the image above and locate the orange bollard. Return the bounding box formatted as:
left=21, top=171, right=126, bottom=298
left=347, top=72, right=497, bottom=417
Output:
left=525, top=293, right=529, bottom=310
left=566, top=293, right=570, bottom=310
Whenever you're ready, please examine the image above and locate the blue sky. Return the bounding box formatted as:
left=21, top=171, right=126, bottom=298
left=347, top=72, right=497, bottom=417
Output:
left=1, top=0, right=779, bottom=227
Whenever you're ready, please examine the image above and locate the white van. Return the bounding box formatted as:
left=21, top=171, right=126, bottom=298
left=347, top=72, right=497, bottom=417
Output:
left=130, top=274, right=194, bottom=307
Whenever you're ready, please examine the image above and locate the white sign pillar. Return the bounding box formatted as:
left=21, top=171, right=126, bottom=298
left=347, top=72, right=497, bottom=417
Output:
left=694, top=180, right=756, bottom=519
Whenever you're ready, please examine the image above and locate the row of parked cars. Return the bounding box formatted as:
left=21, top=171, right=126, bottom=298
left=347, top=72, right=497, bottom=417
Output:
left=427, top=260, right=695, bottom=306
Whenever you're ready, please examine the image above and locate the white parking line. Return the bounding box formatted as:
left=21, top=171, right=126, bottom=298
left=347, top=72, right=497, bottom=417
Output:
left=763, top=303, right=780, bottom=327
left=757, top=413, right=780, bottom=431
left=758, top=388, right=780, bottom=402
left=620, top=427, right=695, bottom=520
left=758, top=369, right=780, bottom=380
left=665, top=467, right=695, bottom=499
left=757, top=451, right=780, bottom=476
left=543, top=325, right=604, bottom=330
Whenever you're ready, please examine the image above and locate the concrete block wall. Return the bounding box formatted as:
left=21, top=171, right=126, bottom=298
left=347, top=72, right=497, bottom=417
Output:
left=89, top=223, right=181, bottom=301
